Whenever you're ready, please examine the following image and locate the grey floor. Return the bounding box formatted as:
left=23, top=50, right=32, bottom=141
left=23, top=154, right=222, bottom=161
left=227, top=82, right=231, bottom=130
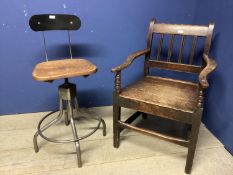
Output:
left=0, top=106, right=232, bottom=175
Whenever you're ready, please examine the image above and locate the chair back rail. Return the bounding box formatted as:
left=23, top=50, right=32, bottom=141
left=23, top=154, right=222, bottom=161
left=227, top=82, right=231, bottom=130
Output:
left=145, top=19, right=214, bottom=74
left=29, top=14, right=81, bottom=31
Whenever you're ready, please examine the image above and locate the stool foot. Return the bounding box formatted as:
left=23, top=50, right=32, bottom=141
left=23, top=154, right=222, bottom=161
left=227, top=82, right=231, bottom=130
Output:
left=33, top=110, right=63, bottom=153
left=69, top=102, right=82, bottom=167
left=33, top=133, right=39, bottom=153
left=101, top=119, right=107, bottom=136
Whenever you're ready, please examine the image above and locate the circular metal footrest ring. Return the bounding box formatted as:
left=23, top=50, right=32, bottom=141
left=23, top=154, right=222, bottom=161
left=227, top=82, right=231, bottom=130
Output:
left=37, top=110, right=103, bottom=143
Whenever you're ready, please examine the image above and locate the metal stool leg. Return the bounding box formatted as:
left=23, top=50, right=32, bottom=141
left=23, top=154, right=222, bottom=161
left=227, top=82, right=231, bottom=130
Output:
left=33, top=100, right=63, bottom=152
left=74, top=95, right=79, bottom=113
left=74, top=94, right=106, bottom=136
left=33, top=80, right=106, bottom=167
left=101, top=119, right=107, bottom=136
left=68, top=100, right=82, bottom=167
left=64, top=101, right=70, bottom=126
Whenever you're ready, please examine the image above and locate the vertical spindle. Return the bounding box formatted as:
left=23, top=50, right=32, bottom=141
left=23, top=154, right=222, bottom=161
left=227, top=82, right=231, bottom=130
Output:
left=115, top=72, right=121, bottom=94
left=156, top=34, right=164, bottom=60
left=167, top=34, right=175, bottom=61
left=189, top=36, right=197, bottom=64
left=178, top=35, right=186, bottom=63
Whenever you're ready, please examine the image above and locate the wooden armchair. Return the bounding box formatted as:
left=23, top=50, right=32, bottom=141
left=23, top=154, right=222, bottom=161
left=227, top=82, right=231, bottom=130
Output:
left=111, top=19, right=217, bottom=174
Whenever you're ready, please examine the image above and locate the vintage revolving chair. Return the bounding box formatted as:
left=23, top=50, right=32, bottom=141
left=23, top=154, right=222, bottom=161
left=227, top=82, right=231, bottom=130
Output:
left=111, top=19, right=217, bottom=174
left=29, top=14, right=106, bottom=167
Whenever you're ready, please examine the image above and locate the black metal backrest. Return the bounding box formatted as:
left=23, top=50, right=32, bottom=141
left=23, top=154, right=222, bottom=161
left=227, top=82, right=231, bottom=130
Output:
left=29, top=14, right=81, bottom=31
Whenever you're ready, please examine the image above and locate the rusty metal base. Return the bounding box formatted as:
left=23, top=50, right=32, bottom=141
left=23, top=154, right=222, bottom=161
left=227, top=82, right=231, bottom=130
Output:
left=33, top=79, right=106, bottom=167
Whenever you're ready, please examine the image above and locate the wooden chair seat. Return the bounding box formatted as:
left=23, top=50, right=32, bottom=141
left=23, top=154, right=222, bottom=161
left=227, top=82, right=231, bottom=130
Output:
left=32, top=59, right=97, bottom=81
left=119, top=76, right=198, bottom=113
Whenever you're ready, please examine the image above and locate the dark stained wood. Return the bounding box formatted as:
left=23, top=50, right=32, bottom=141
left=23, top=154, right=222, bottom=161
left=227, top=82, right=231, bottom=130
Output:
left=189, top=36, right=198, bottom=64
left=117, top=95, right=193, bottom=124
left=146, top=19, right=156, bottom=49
left=153, top=23, right=209, bottom=36
left=118, top=121, right=189, bottom=147
left=120, top=76, right=199, bottom=113
left=115, top=72, right=121, bottom=94
left=167, top=34, right=175, bottom=61
left=111, top=48, right=150, bottom=73
left=199, top=54, right=217, bottom=88
left=147, top=60, right=202, bottom=73
left=113, top=95, right=121, bottom=148
left=32, top=58, right=97, bottom=81
left=204, top=22, right=215, bottom=55
left=185, top=109, right=202, bottom=174
left=111, top=18, right=217, bottom=174
left=178, top=35, right=186, bottom=63
left=156, top=34, right=164, bottom=60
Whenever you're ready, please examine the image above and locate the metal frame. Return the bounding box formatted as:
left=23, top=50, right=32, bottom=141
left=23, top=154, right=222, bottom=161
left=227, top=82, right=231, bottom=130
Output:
left=33, top=79, right=106, bottom=167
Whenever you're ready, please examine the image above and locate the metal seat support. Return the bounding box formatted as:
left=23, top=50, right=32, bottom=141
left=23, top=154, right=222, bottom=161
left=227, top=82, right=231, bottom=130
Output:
left=33, top=79, right=106, bottom=167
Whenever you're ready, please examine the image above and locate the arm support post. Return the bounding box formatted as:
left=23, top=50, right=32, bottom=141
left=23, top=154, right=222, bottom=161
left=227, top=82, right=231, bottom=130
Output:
left=199, top=54, right=217, bottom=88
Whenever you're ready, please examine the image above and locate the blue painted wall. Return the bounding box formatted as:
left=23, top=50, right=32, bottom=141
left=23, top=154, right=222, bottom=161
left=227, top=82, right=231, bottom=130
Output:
left=193, top=0, right=233, bottom=154
left=0, top=0, right=196, bottom=114
left=0, top=0, right=232, bottom=155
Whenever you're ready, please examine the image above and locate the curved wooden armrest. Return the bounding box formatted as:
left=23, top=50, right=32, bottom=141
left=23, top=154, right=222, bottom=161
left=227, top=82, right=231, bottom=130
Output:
left=111, top=48, right=150, bottom=73
left=199, top=54, right=217, bottom=88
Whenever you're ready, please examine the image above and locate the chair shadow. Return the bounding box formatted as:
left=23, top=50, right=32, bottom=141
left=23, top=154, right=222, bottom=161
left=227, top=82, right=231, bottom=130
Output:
left=42, top=43, right=106, bottom=60
left=131, top=115, right=190, bottom=141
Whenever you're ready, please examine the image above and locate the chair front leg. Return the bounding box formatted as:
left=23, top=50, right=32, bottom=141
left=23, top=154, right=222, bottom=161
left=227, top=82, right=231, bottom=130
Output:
left=185, top=109, right=203, bottom=174
left=113, top=92, right=121, bottom=148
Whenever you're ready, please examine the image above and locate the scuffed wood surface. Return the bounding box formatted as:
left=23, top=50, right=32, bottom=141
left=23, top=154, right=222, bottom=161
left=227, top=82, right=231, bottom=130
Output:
left=32, top=59, right=97, bottom=81
left=119, top=76, right=199, bottom=113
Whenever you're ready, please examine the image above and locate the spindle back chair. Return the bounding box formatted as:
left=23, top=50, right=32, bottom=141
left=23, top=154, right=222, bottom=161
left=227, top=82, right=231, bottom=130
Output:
left=111, top=19, right=217, bottom=174
left=144, top=20, right=214, bottom=78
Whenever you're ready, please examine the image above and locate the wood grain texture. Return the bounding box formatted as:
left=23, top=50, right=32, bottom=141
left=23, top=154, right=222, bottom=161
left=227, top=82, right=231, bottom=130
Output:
left=147, top=60, right=202, bottom=73
left=32, top=59, right=97, bottom=81
left=156, top=34, right=164, bottom=60
left=199, top=54, right=217, bottom=88
left=167, top=34, right=175, bottom=61
left=111, top=48, right=150, bottom=73
left=189, top=36, right=198, bottom=64
left=178, top=35, right=186, bottom=63
left=119, top=76, right=198, bottom=113
left=153, top=23, right=209, bottom=36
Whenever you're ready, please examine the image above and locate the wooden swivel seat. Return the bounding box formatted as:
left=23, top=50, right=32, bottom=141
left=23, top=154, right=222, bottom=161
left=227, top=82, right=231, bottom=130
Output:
left=29, top=14, right=106, bottom=167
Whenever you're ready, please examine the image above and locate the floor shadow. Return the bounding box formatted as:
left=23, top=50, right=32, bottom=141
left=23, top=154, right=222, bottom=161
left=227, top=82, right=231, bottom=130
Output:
left=133, top=115, right=190, bottom=140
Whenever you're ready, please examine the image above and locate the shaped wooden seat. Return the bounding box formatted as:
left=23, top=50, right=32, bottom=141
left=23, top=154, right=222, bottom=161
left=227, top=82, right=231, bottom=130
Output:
left=32, top=59, right=97, bottom=81
left=120, top=76, right=198, bottom=113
